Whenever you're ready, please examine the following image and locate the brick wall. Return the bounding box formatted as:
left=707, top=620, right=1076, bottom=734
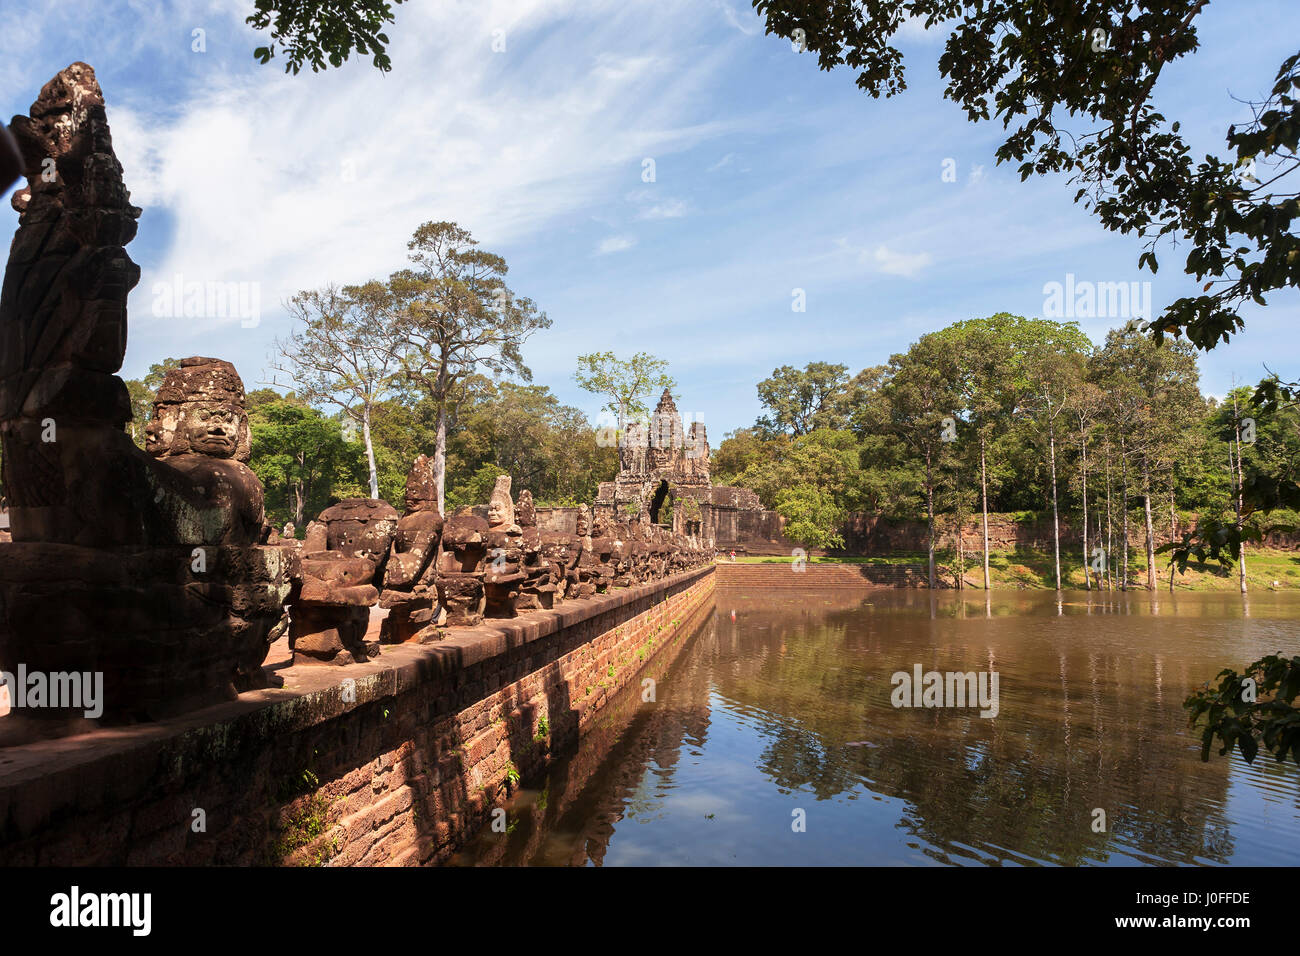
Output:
left=0, top=566, right=716, bottom=866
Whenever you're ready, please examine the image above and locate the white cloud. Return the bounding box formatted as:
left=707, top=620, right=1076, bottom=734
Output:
left=708, top=151, right=737, bottom=172
left=635, top=198, right=688, bottom=220
left=714, top=0, right=761, bottom=36
left=595, top=235, right=636, bottom=255
left=15, top=0, right=748, bottom=347
left=869, top=244, right=933, bottom=278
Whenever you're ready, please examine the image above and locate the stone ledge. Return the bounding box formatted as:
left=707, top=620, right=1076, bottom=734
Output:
left=0, top=565, right=714, bottom=842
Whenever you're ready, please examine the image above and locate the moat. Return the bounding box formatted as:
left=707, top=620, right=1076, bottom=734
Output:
left=450, top=586, right=1300, bottom=866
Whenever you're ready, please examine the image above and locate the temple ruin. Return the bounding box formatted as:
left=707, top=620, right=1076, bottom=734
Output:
left=594, top=388, right=787, bottom=552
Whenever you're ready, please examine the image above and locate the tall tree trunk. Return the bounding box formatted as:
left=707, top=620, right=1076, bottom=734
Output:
left=980, top=436, right=991, bottom=591
left=1120, top=436, right=1130, bottom=592
left=433, top=355, right=449, bottom=515
left=292, top=455, right=304, bottom=528
left=1233, top=395, right=1248, bottom=594
left=1104, top=447, right=1114, bottom=591
left=1048, top=424, right=1061, bottom=591
left=957, top=474, right=965, bottom=590
left=1168, top=483, right=1176, bottom=543
left=1080, top=432, right=1090, bottom=592
left=362, top=406, right=379, bottom=500
left=1142, top=460, right=1156, bottom=591
left=925, top=446, right=936, bottom=591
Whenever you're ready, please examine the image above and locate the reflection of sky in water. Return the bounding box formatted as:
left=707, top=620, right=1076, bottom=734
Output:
left=450, top=589, right=1300, bottom=867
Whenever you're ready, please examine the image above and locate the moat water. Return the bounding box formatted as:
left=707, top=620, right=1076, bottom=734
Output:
left=449, top=587, right=1300, bottom=866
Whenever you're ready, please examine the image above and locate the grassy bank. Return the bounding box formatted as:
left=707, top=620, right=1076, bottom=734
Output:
left=729, top=548, right=1300, bottom=591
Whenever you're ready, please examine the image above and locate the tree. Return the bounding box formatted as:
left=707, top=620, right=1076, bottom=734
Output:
left=710, top=428, right=775, bottom=484
left=122, top=357, right=183, bottom=449
left=248, top=0, right=406, bottom=74
left=932, top=315, right=1022, bottom=590
left=1091, top=329, right=1202, bottom=589
left=751, top=1, right=1300, bottom=350
left=390, top=221, right=551, bottom=514
left=755, top=362, right=850, bottom=436
left=573, top=351, right=675, bottom=438
left=879, top=335, right=960, bottom=589
left=249, top=400, right=363, bottom=527
left=1015, top=321, right=1090, bottom=591
left=270, top=281, right=404, bottom=499
left=776, top=485, right=845, bottom=552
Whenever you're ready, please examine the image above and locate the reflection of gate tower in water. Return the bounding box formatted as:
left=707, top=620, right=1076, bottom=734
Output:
left=595, top=389, right=777, bottom=548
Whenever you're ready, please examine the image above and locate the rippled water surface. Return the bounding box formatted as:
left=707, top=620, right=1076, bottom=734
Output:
left=450, top=587, right=1300, bottom=866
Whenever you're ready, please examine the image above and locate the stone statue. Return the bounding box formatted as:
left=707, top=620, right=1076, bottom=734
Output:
left=487, top=475, right=518, bottom=532
left=0, top=65, right=288, bottom=719
left=380, top=455, right=445, bottom=642
left=516, top=489, right=536, bottom=528
left=142, top=357, right=265, bottom=544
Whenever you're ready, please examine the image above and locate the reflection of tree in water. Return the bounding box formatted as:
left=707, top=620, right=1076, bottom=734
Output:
left=720, top=589, right=1240, bottom=865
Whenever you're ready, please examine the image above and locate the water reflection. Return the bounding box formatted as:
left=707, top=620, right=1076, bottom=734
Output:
left=449, top=588, right=1300, bottom=866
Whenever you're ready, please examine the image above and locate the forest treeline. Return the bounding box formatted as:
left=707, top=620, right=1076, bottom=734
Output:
left=710, top=313, right=1299, bottom=590
left=120, top=313, right=1297, bottom=594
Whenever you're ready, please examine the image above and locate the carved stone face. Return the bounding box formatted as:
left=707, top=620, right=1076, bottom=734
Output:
left=183, top=402, right=240, bottom=459
left=487, top=475, right=515, bottom=529
left=146, top=358, right=251, bottom=462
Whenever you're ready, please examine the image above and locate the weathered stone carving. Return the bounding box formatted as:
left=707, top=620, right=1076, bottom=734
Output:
left=379, top=455, right=444, bottom=643
left=286, top=497, right=398, bottom=665
left=516, top=489, right=536, bottom=529
left=0, top=64, right=289, bottom=720
left=487, top=475, right=518, bottom=532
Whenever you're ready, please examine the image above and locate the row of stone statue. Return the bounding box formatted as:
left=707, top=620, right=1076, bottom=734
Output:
left=278, top=462, right=714, bottom=665
left=0, top=61, right=711, bottom=723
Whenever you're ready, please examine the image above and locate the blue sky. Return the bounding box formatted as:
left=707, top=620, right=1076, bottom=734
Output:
left=3, top=0, right=1297, bottom=438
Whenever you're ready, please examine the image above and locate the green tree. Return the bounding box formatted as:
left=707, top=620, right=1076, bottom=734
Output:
left=879, top=335, right=961, bottom=589
left=391, top=221, right=552, bottom=514
left=271, top=281, right=404, bottom=499
left=573, top=351, right=675, bottom=438
left=751, top=0, right=1300, bottom=349
left=1090, top=329, right=1202, bottom=589
left=776, top=484, right=846, bottom=552
left=755, top=362, right=851, bottom=436
left=248, top=0, right=406, bottom=73
left=249, top=400, right=363, bottom=527
left=1014, top=320, right=1091, bottom=590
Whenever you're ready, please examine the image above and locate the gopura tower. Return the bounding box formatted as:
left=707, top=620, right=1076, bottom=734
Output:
left=595, top=389, right=772, bottom=548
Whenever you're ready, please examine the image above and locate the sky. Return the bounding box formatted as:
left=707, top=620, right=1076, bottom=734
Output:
left=2, top=0, right=1297, bottom=439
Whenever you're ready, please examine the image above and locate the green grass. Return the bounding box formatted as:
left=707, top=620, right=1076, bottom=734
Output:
left=728, top=548, right=1300, bottom=591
